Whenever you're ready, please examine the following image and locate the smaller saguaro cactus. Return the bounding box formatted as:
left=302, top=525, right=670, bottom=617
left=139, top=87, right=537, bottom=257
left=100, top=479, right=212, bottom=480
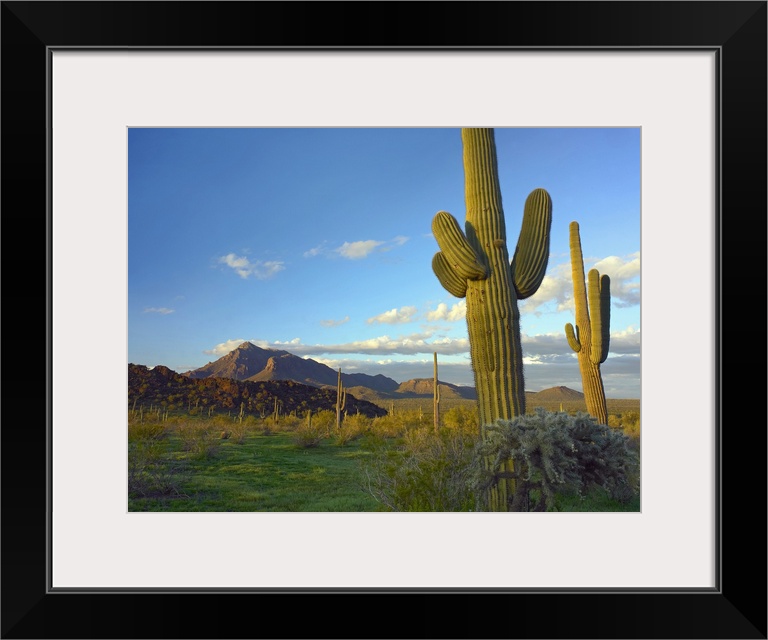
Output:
left=273, top=396, right=280, bottom=423
left=336, top=368, right=346, bottom=430
left=565, top=220, right=611, bottom=425
left=433, top=352, right=440, bottom=432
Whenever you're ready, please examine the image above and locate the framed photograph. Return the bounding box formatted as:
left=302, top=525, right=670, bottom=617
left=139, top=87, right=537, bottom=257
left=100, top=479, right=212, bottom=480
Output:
left=3, top=2, right=765, bottom=638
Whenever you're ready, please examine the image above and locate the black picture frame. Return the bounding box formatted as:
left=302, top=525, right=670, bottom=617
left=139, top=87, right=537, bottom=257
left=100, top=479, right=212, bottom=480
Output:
left=3, top=2, right=765, bottom=638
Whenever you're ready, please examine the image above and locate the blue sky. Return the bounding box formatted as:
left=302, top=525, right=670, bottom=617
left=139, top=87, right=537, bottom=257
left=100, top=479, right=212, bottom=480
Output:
left=128, top=127, right=640, bottom=398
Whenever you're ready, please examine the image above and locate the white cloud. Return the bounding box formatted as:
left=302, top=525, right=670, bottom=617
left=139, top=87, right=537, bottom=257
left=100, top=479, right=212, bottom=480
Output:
left=203, top=339, right=250, bottom=356
left=593, top=253, right=641, bottom=307
left=606, top=326, right=641, bottom=354
left=303, top=243, right=327, bottom=258
left=524, top=264, right=573, bottom=313
left=520, top=252, right=640, bottom=313
left=336, top=240, right=385, bottom=259
left=594, top=253, right=640, bottom=281
left=143, top=307, right=174, bottom=315
left=320, top=316, right=350, bottom=328
left=306, top=236, right=411, bottom=260
left=218, top=253, right=285, bottom=280
left=426, top=300, right=467, bottom=322
left=367, top=306, right=418, bottom=325
left=236, top=330, right=466, bottom=357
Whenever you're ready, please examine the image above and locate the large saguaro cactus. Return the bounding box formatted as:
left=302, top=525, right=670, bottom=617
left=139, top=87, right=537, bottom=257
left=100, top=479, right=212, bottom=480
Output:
left=431, top=128, right=552, bottom=510
left=565, top=220, right=610, bottom=425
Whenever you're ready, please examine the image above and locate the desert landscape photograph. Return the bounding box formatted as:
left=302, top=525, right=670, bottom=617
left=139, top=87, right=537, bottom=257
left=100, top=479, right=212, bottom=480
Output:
left=128, top=126, right=641, bottom=512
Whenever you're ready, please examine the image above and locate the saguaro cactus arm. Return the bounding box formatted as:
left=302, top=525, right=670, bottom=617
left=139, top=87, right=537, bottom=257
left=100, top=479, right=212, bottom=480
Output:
left=511, top=189, right=553, bottom=299
left=588, top=269, right=611, bottom=364
left=432, top=252, right=469, bottom=298
left=565, top=322, right=581, bottom=352
left=431, top=210, right=488, bottom=295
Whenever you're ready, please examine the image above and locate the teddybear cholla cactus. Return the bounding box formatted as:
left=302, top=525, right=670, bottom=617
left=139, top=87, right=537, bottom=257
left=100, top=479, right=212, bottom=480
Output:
left=565, top=220, right=611, bottom=425
left=431, top=128, right=552, bottom=510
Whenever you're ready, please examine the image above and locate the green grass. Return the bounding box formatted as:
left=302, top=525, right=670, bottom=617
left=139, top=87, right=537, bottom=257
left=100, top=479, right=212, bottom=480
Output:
left=551, top=487, right=641, bottom=512
left=128, top=412, right=640, bottom=513
left=129, top=430, right=383, bottom=512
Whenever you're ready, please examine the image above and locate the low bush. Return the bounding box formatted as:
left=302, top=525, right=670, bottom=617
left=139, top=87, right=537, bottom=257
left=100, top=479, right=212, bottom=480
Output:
left=472, top=409, right=639, bottom=511
left=335, top=412, right=370, bottom=446
left=358, top=426, right=477, bottom=511
left=128, top=434, right=189, bottom=498
left=292, top=418, right=324, bottom=448
left=176, top=421, right=220, bottom=459
left=128, top=421, right=168, bottom=442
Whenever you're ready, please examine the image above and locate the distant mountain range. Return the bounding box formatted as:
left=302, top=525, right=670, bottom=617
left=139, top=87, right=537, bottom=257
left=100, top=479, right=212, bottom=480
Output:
left=184, top=341, right=401, bottom=393
left=180, top=341, right=584, bottom=403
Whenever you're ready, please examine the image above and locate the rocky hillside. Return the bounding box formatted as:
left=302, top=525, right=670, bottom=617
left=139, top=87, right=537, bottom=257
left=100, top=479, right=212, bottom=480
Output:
left=130, top=364, right=387, bottom=418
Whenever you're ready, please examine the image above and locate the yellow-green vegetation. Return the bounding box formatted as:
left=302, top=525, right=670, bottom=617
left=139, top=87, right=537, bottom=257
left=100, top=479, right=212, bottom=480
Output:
left=128, top=404, right=639, bottom=512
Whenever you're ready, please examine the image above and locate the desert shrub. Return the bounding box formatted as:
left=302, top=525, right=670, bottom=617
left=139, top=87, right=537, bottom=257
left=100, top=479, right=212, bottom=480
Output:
left=368, top=415, right=400, bottom=439
left=358, top=426, right=477, bottom=511
left=471, top=409, right=639, bottom=511
left=368, top=410, right=417, bottom=439
left=292, top=416, right=324, bottom=448
left=227, top=415, right=257, bottom=444
left=440, top=405, right=479, bottom=436
left=607, top=411, right=640, bottom=452
left=622, top=410, right=640, bottom=428
left=607, top=414, right=622, bottom=428
left=176, top=421, right=220, bottom=459
left=128, top=433, right=189, bottom=498
left=335, top=412, right=370, bottom=446
left=309, top=410, right=337, bottom=437
left=128, top=421, right=168, bottom=442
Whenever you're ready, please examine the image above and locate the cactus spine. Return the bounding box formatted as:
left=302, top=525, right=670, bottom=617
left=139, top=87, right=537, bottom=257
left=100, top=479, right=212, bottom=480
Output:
left=432, top=128, right=552, bottom=511
left=335, top=368, right=346, bottom=430
left=433, top=352, right=440, bottom=432
left=565, top=220, right=610, bottom=425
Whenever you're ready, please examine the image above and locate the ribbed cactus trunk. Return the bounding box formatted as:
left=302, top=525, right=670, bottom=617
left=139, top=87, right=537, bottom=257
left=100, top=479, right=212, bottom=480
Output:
left=565, top=221, right=610, bottom=425
left=463, top=130, right=526, bottom=425
left=432, top=128, right=552, bottom=511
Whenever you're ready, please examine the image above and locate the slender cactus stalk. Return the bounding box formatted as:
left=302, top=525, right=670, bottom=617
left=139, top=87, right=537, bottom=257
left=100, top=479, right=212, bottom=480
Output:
left=433, top=352, right=440, bottom=432
left=565, top=221, right=611, bottom=425
left=336, top=368, right=346, bottom=430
